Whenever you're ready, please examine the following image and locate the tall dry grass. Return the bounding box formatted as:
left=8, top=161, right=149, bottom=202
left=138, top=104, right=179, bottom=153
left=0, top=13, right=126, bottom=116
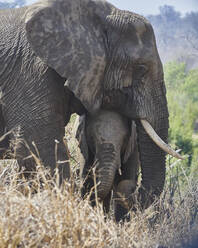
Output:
left=0, top=117, right=197, bottom=247
left=0, top=157, right=197, bottom=247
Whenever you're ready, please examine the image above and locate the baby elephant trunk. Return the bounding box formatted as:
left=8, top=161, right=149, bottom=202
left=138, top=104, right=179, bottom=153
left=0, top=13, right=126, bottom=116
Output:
left=95, top=143, right=118, bottom=200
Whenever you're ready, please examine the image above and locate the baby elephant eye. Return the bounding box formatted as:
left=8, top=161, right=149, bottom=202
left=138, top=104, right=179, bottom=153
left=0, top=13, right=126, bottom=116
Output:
left=134, top=65, right=148, bottom=79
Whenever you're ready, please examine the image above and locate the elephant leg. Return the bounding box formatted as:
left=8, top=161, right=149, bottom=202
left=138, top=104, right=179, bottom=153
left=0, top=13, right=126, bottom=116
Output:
left=80, top=151, right=95, bottom=201
left=114, top=146, right=140, bottom=222
left=12, top=123, right=70, bottom=182
left=81, top=176, right=94, bottom=200
left=2, top=71, right=70, bottom=182
left=114, top=179, right=136, bottom=222
left=121, top=145, right=140, bottom=185
left=114, top=201, right=130, bottom=222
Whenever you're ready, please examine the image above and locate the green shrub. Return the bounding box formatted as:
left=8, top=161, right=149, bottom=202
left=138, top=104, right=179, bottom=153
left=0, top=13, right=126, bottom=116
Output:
left=164, top=61, right=198, bottom=174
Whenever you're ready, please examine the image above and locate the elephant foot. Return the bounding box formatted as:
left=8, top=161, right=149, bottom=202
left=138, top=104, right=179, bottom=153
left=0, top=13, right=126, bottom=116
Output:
left=114, top=203, right=130, bottom=223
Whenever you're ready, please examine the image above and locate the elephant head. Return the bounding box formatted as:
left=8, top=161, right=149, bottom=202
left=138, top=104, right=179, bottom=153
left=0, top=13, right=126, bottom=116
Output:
left=25, top=0, right=182, bottom=208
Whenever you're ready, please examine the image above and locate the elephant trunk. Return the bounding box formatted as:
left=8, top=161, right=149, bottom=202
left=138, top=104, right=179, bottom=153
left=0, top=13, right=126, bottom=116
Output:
left=136, top=118, right=168, bottom=209
left=95, top=143, right=118, bottom=200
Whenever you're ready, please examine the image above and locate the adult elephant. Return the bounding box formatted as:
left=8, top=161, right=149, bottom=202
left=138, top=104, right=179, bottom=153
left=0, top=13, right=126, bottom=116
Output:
left=0, top=0, right=182, bottom=201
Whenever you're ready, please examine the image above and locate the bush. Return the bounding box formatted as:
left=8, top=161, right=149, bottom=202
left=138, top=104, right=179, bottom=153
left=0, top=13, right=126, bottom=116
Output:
left=164, top=61, right=198, bottom=172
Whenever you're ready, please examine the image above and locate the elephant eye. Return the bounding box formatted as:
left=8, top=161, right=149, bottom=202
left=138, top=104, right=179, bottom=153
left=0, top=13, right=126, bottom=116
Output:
left=134, top=65, right=148, bottom=79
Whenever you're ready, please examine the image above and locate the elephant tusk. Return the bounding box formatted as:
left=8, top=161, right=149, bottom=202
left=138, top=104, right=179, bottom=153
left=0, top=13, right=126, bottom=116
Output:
left=140, top=119, right=184, bottom=160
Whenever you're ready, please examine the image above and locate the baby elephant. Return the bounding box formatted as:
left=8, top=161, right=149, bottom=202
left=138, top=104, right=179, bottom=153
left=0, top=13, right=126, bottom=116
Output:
left=76, top=110, right=140, bottom=221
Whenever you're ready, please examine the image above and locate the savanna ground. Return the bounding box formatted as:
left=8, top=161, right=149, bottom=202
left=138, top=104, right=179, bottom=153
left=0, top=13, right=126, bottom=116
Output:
left=0, top=112, right=197, bottom=248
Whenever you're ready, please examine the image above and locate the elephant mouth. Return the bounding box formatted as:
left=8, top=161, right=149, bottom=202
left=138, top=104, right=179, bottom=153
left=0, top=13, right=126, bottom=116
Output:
left=140, top=119, right=183, bottom=160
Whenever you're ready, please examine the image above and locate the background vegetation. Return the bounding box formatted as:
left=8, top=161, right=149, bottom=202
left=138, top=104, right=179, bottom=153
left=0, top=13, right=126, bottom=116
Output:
left=148, top=5, right=198, bottom=69
left=164, top=61, right=198, bottom=182
left=0, top=153, right=197, bottom=248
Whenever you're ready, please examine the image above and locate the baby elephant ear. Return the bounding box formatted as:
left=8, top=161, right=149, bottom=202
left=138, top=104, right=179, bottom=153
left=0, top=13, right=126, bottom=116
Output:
left=123, top=121, right=137, bottom=164
left=25, top=0, right=110, bottom=113
left=75, top=115, right=89, bottom=165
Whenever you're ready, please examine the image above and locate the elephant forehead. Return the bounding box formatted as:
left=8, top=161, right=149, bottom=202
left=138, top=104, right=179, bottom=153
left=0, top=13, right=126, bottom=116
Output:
left=134, top=26, right=154, bottom=60
left=114, top=23, right=154, bottom=63
left=88, top=110, right=129, bottom=143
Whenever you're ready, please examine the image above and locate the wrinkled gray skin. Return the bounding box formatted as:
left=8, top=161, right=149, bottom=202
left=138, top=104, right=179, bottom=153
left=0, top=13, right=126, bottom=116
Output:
left=76, top=110, right=139, bottom=221
left=0, top=0, right=169, bottom=207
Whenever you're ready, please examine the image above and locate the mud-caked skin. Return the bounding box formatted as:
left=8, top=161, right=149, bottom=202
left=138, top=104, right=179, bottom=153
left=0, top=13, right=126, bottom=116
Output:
left=76, top=110, right=139, bottom=221
left=0, top=0, right=168, bottom=205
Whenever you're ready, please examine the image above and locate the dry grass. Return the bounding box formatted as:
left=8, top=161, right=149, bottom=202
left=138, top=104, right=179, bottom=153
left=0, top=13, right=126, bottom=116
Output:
left=0, top=159, right=197, bottom=247
left=0, top=117, right=197, bottom=247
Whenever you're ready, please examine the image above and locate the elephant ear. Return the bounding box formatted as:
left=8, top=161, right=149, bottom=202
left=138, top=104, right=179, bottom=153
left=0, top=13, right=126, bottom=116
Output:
left=123, top=121, right=137, bottom=164
left=75, top=115, right=89, bottom=165
left=25, top=0, right=112, bottom=113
